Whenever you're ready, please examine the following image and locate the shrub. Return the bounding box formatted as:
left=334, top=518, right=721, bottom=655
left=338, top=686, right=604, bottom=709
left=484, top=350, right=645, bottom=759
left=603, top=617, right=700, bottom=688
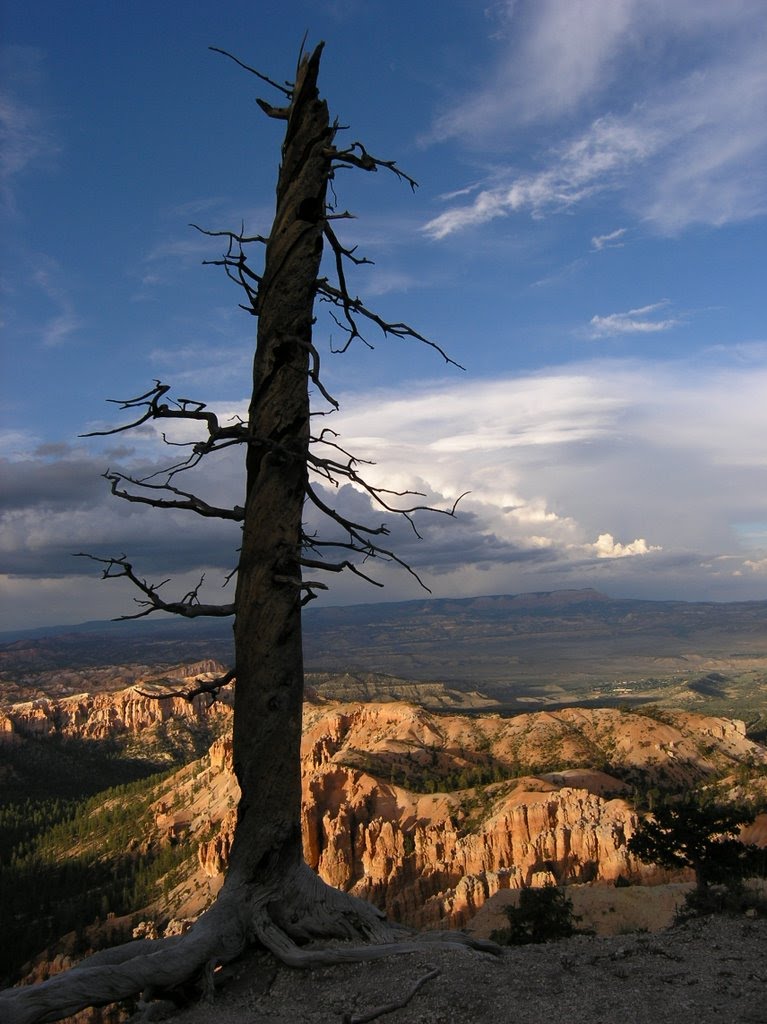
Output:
left=628, top=798, right=765, bottom=896
left=490, top=886, right=584, bottom=945
left=676, top=880, right=767, bottom=922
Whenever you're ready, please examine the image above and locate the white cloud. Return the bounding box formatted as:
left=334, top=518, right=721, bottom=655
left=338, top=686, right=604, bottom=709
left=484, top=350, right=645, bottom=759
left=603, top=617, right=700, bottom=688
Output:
left=438, top=183, right=483, bottom=202
left=324, top=356, right=767, bottom=593
left=588, top=533, right=661, bottom=559
left=41, top=309, right=84, bottom=348
left=0, top=93, right=43, bottom=205
left=0, top=46, right=57, bottom=213
left=426, top=2, right=767, bottom=236
left=433, top=0, right=637, bottom=139
left=424, top=115, right=657, bottom=239
left=436, top=0, right=766, bottom=141
left=30, top=257, right=83, bottom=347
left=360, top=268, right=419, bottom=297
left=143, top=234, right=217, bottom=266
left=636, top=50, right=767, bottom=231
left=588, top=302, right=679, bottom=338
left=591, top=228, right=626, bottom=251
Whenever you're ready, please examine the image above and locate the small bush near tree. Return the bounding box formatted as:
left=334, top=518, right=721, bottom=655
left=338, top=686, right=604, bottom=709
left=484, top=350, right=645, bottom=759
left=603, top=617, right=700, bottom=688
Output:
left=675, top=880, right=767, bottom=922
left=628, top=799, right=764, bottom=894
left=628, top=798, right=767, bottom=920
left=490, top=886, right=585, bottom=945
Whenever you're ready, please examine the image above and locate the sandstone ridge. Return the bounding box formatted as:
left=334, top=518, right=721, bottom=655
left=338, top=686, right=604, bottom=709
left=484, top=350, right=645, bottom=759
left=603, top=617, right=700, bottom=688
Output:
left=186, top=701, right=767, bottom=930
left=0, top=662, right=230, bottom=742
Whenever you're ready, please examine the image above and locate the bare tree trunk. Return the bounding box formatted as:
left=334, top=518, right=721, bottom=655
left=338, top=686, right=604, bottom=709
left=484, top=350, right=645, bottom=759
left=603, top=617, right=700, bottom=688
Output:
left=226, top=43, right=329, bottom=887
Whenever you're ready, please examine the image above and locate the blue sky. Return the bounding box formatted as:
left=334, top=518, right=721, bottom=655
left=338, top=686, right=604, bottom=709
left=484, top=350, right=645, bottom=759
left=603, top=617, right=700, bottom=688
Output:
left=2, top=0, right=766, bottom=630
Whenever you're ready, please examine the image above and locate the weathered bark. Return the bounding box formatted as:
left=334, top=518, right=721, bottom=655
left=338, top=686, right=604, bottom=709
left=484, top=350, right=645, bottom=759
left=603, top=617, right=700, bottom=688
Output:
left=226, top=42, right=330, bottom=887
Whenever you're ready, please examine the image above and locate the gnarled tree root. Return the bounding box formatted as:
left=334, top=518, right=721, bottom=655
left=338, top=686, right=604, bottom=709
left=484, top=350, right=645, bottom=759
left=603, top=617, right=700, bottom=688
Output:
left=0, top=866, right=498, bottom=1024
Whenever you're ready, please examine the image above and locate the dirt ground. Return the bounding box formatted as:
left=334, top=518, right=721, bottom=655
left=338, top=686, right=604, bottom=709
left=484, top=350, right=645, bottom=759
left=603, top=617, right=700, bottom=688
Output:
left=140, top=912, right=767, bottom=1024
left=467, top=880, right=692, bottom=938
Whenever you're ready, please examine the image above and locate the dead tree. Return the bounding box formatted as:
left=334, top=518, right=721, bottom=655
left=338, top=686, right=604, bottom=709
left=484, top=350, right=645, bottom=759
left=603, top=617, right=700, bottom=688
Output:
left=0, top=43, right=491, bottom=1024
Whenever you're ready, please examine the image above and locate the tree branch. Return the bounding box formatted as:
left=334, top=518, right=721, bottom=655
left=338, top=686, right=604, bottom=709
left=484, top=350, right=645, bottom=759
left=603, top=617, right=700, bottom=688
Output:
left=208, top=46, right=293, bottom=98
left=135, top=668, right=236, bottom=704
left=103, top=471, right=245, bottom=521
left=81, top=380, right=248, bottom=442
left=329, top=140, right=419, bottom=192
left=300, top=555, right=385, bottom=588
left=190, top=223, right=269, bottom=246
left=74, top=554, right=235, bottom=619
left=303, top=486, right=435, bottom=592
left=317, top=277, right=464, bottom=367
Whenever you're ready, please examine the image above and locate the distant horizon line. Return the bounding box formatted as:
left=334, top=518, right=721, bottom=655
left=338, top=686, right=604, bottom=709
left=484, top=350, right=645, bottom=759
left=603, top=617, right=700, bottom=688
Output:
left=3, top=586, right=766, bottom=645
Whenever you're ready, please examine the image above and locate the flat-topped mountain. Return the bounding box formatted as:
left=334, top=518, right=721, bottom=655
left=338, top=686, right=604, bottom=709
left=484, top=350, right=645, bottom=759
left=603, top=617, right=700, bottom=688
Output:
left=303, top=590, right=767, bottom=700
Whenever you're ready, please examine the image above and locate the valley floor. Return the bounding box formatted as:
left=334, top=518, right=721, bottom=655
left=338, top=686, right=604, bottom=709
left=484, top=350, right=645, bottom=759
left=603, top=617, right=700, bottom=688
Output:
left=160, top=915, right=767, bottom=1024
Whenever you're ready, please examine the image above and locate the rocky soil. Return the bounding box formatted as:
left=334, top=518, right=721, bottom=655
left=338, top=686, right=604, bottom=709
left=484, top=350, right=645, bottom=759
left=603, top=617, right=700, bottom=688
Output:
left=144, top=915, right=767, bottom=1024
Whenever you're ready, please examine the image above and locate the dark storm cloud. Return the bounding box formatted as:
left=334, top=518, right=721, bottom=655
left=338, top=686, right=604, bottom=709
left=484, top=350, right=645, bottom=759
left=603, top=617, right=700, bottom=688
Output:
left=304, top=483, right=558, bottom=580
left=0, top=449, right=242, bottom=580
left=0, top=456, right=109, bottom=510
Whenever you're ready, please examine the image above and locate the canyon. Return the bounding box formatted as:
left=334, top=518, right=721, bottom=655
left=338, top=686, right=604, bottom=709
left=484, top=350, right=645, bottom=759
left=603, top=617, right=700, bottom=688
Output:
left=191, top=699, right=767, bottom=930
left=5, top=675, right=764, bottom=951
left=1, top=630, right=766, bottom=996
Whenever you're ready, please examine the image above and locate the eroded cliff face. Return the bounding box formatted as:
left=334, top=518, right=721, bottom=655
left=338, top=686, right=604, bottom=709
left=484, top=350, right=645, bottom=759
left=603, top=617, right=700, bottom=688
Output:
left=0, top=662, right=229, bottom=741
left=7, top=687, right=764, bottom=934
left=190, top=701, right=767, bottom=929
left=300, top=766, right=643, bottom=929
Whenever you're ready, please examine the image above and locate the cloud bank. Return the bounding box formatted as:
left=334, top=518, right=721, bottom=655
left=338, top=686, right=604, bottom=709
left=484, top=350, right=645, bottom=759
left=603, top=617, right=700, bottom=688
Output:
left=3, top=353, right=765, bottom=629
